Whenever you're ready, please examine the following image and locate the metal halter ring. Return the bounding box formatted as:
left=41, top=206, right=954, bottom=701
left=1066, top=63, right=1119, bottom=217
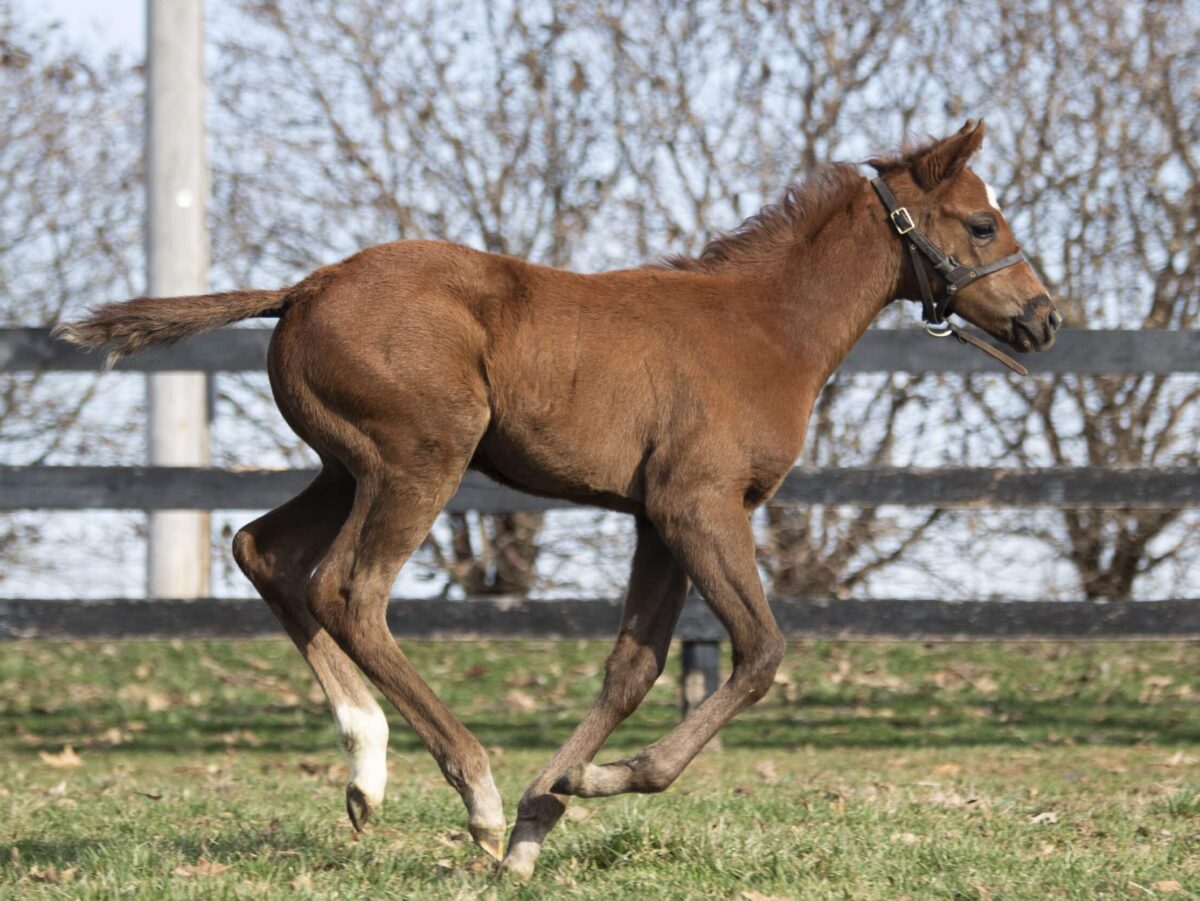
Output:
left=925, top=321, right=953, bottom=338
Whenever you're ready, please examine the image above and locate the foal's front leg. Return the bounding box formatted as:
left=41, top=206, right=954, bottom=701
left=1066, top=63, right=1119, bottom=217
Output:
left=501, top=518, right=689, bottom=878
left=554, top=491, right=784, bottom=798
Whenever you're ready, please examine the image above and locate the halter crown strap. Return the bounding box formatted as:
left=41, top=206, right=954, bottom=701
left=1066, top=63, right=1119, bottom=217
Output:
left=870, top=176, right=1029, bottom=376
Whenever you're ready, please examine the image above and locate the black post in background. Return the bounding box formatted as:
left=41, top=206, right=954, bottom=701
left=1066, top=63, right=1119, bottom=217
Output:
left=680, top=641, right=721, bottom=715
left=677, top=589, right=725, bottom=716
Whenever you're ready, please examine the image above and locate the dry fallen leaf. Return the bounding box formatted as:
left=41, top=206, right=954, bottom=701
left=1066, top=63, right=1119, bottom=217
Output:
left=27, top=864, right=78, bottom=884
left=97, top=727, right=126, bottom=746
left=972, top=675, right=999, bottom=694
left=173, top=858, right=231, bottom=878
left=1153, top=880, right=1183, bottom=894
left=1029, top=811, right=1058, bottom=825
left=740, top=892, right=795, bottom=901
left=504, top=689, right=537, bottom=712
left=756, top=759, right=779, bottom=784
left=932, top=762, right=962, bottom=777
left=39, top=745, right=82, bottom=769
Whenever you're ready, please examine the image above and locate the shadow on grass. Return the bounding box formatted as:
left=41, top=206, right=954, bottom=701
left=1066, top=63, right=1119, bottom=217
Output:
left=11, top=828, right=336, bottom=871
left=4, top=690, right=1198, bottom=756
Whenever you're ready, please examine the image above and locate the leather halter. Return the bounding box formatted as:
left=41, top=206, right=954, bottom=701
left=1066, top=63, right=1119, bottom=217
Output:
left=871, top=177, right=1030, bottom=375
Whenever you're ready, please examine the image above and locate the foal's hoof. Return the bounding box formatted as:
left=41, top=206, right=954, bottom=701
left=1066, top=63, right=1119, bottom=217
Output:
left=469, top=822, right=506, bottom=862
left=498, top=830, right=541, bottom=880
left=345, top=783, right=375, bottom=832
left=498, top=855, right=536, bottom=881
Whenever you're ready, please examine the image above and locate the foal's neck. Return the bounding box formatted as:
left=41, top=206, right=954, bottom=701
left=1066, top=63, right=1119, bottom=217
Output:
left=774, top=177, right=903, bottom=389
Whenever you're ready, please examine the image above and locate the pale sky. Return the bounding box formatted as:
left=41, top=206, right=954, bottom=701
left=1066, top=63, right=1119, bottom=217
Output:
left=39, top=0, right=144, bottom=54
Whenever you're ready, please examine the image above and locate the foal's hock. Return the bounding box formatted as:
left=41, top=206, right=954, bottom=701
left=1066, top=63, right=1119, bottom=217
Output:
left=58, top=120, right=1059, bottom=878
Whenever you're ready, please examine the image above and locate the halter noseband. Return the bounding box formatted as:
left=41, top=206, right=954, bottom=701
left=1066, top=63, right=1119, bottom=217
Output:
left=871, top=177, right=1029, bottom=375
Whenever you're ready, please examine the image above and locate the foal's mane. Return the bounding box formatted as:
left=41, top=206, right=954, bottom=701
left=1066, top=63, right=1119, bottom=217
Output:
left=658, top=134, right=955, bottom=274
left=657, top=162, right=863, bottom=273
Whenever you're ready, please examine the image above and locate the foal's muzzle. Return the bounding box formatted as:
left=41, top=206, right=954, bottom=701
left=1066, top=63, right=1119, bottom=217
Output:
left=1010, top=294, right=1060, bottom=352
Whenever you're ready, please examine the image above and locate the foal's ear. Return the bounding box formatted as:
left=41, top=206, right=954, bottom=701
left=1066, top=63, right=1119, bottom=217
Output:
left=912, top=119, right=986, bottom=190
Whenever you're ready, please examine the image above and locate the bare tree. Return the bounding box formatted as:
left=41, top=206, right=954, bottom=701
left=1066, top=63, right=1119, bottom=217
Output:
left=927, top=0, right=1200, bottom=599
left=0, top=4, right=143, bottom=587
left=594, top=0, right=964, bottom=598
left=211, top=0, right=633, bottom=594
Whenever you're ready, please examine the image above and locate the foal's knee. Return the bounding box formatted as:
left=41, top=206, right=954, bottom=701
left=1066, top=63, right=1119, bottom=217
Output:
left=735, top=631, right=785, bottom=701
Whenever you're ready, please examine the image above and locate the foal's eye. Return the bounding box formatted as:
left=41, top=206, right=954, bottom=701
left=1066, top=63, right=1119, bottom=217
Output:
left=968, top=216, right=997, bottom=241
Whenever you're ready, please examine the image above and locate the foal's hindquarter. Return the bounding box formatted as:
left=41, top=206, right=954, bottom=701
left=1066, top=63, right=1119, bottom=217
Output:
left=246, top=223, right=889, bottom=876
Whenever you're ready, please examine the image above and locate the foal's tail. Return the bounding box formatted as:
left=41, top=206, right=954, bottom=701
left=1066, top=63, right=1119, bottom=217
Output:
left=54, top=287, right=290, bottom=369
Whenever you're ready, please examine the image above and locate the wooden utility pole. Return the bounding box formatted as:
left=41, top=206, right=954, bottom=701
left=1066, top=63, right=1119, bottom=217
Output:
left=145, top=0, right=210, bottom=597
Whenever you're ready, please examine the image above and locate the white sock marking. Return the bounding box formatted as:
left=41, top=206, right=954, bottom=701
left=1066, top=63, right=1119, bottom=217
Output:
left=334, top=703, right=389, bottom=807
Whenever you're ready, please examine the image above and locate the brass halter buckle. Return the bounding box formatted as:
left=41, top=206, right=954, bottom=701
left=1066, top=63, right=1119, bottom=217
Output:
left=889, top=207, right=915, bottom=235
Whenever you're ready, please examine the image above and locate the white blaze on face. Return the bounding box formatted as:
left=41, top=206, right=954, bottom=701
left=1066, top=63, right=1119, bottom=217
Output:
left=334, top=703, right=389, bottom=807
left=984, top=181, right=1002, bottom=213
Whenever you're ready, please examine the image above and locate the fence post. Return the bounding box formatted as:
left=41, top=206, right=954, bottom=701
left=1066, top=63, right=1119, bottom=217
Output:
left=680, top=640, right=720, bottom=716
left=145, top=0, right=211, bottom=598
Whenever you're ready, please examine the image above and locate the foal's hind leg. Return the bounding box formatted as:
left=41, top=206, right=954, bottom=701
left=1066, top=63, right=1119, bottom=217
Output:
left=306, top=437, right=506, bottom=860
left=501, top=517, right=689, bottom=878
left=232, top=466, right=390, bottom=829
left=553, top=489, right=784, bottom=798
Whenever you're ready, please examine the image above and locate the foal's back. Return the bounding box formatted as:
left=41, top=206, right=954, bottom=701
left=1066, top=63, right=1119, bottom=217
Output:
left=272, top=238, right=810, bottom=511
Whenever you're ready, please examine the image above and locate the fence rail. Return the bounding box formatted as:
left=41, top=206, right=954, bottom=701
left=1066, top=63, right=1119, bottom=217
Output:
left=3, top=465, right=1197, bottom=511
left=4, top=327, right=1200, bottom=374
left=4, top=596, right=1199, bottom=642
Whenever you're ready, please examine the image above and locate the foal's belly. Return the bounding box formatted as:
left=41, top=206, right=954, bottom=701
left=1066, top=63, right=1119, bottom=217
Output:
left=471, top=418, right=649, bottom=516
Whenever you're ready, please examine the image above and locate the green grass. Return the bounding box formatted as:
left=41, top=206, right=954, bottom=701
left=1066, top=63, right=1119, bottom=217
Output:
left=1, top=638, right=1198, bottom=898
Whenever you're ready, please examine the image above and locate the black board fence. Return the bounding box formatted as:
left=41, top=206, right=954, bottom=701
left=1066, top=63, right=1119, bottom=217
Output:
left=4, top=326, right=1200, bottom=710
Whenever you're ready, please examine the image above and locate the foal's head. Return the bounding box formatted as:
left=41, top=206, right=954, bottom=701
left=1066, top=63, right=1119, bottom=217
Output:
left=871, top=120, right=1061, bottom=352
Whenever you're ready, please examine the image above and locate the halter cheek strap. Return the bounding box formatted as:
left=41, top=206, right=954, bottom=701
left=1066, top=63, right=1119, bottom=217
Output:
left=870, top=177, right=1029, bottom=376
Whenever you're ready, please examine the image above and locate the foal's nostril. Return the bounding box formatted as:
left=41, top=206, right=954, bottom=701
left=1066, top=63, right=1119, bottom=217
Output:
left=1050, top=308, right=1063, bottom=329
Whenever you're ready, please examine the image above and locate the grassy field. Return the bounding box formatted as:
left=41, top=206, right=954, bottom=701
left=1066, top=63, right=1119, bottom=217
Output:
left=1, top=637, right=1198, bottom=899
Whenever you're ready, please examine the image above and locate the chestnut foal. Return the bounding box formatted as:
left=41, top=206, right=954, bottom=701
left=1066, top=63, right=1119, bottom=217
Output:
left=59, top=121, right=1059, bottom=878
